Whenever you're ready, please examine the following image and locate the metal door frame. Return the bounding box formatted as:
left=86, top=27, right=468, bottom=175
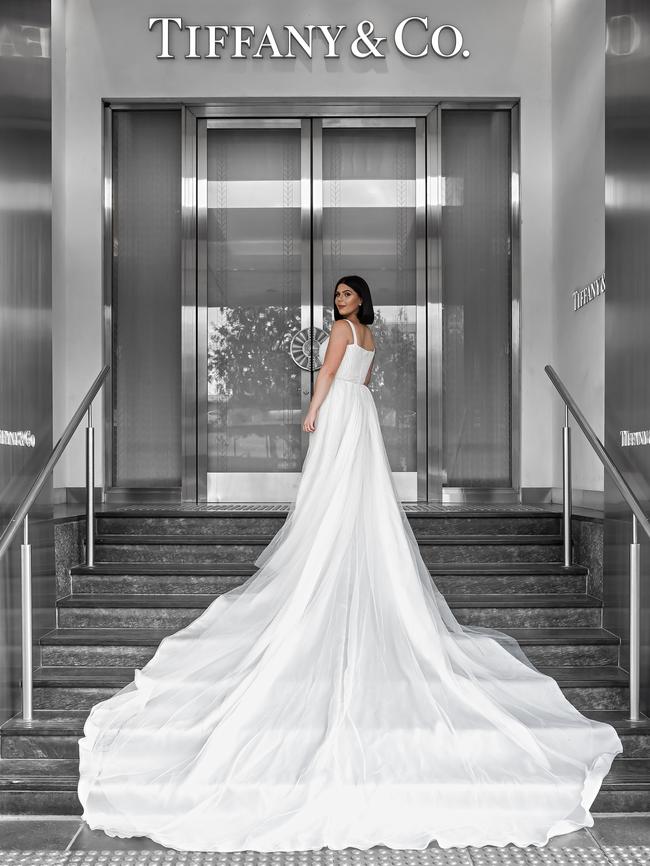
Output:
left=102, top=98, right=521, bottom=504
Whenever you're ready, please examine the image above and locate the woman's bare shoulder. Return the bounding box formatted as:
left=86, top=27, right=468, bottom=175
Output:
left=330, top=319, right=353, bottom=339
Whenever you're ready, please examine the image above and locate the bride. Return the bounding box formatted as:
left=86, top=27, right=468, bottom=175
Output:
left=78, top=275, right=622, bottom=852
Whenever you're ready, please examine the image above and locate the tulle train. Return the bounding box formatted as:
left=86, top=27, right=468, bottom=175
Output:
left=78, top=376, right=623, bottom=851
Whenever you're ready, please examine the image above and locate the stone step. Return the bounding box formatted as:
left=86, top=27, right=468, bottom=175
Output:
left=3, top=728, right=648, bottom=815
left=92, top=534, right=569, bottom=565
left=1, top=711, right=88, bottom=759
left=96, top=512, right=563, bottom=538
left=3, top=708, right=648, bottom=762
left=56, top=592, right=603, bottom=630
left=2, top=757, right=648, bottom=817
left=28, top=664, right=628, bottom=712
left=0, top=758, right=80, bottom=815
left=39, top=626, right=619, bottom=669
left=0, top=749, right=647, bottom=811
left=593, top=758, right=650, bottom=811
left=69, top=561, right=588, bottom=596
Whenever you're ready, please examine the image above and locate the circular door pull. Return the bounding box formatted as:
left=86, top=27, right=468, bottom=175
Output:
left=289, top=327, right=328, bottom=371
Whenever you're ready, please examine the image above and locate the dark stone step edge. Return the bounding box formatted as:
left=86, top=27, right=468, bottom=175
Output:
left=38, top=626, right=620, bottom=648
left=97, top=508, right=563, bottom=520
left=93, top=533, right=567, bottom=547
left=70, top=561, right=589, bottom=576
left=1, top=758, right=648, bottom=794
left=55, top=592, right=605, bottom=610
left=28, top=664, right=629, bottom=689
left=4, top=711, right=649, bottom=738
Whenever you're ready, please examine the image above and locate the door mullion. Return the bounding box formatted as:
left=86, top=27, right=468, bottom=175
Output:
left=195, top=117, right=208, bottom=502
left=415, top=117, right=427, bottom=502
left=310, top=118, right=324, bottom=451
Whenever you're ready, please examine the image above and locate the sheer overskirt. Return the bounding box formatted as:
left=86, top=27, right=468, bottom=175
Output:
left=78, top=340, right=623, bottom=852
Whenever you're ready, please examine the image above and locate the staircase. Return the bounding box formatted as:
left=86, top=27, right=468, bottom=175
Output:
left=1, top=505, right=649, bottom=817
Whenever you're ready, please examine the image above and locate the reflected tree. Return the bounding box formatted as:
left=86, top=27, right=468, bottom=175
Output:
left=207, top=305, right=415, bottom=472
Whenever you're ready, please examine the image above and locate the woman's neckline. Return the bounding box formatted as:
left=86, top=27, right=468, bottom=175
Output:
left=350, top=342, right=376, bottom=355
left=323, top=334, right=375, bottom=354
left=326, top=324, right=375, bottom=353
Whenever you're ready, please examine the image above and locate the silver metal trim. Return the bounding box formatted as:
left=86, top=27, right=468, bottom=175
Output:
left=102, top=105, right=113, bottom=495
left=21, top=516, right=32, bottom=721
left=437, top=101, right=519, bottom=111
left=86, top=415, right=95, bottom=567
left=562, top=415, right=572, bottom=566
left=196, top=117, right=208, bottom=502
left=510, top=102, right=522, bottom=498
left=206, top=119, right=303, bottom=129
left=322, top=118, right=417, bottom=128
left=630, top=515, right=640, bottom=721
left=441, top=487, right=520, bottom=504
left=415, top=117, right=427, bottom=501
left=188, top=100, right=442, bottom=119
left=182, top=105, right=199, bottom=502
left=312, top=119, right=324, bottom=333
left=300, top=119, right=313, bottom=454
left=426, top=107, right=443, bottom=501
left=105, top=98, right=519, bottom=115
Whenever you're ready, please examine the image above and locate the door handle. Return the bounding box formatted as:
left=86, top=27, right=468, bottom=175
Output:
left=289, top=326, right=327, bottom=371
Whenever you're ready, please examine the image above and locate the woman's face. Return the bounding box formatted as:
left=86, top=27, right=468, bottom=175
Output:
left=335, top=283, right=361, bottom=317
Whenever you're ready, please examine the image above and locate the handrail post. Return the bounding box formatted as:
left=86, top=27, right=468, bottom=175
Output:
left=86, top=404, right=95, bottom=567
left=562, top=404, right=572, bottom=567
left=21, top=516, right=33, bottom=721
left=629, top=514, right=640, bottom=722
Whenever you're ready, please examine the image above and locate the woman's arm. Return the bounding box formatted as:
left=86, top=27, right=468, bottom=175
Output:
left=302, top=321, right=350, bottom=432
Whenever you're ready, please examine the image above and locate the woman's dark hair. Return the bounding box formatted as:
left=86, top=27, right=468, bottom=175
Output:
left=333, top=275, right=375, bottom=324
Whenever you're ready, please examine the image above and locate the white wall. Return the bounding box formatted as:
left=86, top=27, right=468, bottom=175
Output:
left=551, top=0, right=606, bottom=503
left=53, top=0, right=565, bottom=492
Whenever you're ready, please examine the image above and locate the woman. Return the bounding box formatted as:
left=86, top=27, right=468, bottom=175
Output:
left=78, top=275, right=622, bottom=852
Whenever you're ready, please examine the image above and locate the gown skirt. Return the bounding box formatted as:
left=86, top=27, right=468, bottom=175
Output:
left=78, top=324, right=623, bottom=852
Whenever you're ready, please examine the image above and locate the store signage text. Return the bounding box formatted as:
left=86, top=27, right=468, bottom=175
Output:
left=148, top=18, right=470, bottom=61
left=620, top=429, right=650, bottom=447
left=0, top=429, right=36, bottom=448
left=573, top=272, right=605, bottom=311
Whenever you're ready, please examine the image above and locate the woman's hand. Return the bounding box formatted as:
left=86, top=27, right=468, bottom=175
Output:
left=303, top=408, right=318, bottom=433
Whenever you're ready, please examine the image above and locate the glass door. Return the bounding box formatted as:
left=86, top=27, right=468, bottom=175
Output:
left=195, top=117, right=426, bottom=502
left=316, top=119, right=426, bottom=500
left=197, top=120, right=311, bottom=502
left=187, top=108, right=515, bottom=504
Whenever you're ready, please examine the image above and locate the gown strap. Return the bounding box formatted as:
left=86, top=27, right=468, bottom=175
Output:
left=345, top=318, right=358, bottom=345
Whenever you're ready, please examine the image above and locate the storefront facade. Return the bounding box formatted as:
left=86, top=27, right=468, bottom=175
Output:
left=52, top=0, right=606, bottom=504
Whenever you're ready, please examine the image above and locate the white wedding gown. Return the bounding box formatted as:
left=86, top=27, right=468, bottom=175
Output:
left=78, top=318, right=622, bottom=852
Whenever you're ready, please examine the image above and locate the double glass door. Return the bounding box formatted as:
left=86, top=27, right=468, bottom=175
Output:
left=106, top=103, right=515, bottom=503
left=196, top=118, right=426, bottom=502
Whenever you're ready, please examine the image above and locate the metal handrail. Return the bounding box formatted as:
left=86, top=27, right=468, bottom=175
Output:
left=0, top=363, right=110, bottom=720
left=545, top=363, right=649, bottom=721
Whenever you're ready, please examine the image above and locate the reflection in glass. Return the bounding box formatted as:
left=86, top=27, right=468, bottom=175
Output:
left=206, top=129, right=302, bottom=473
left=441, top=110, right=511, bottom=486
left=322, top=128, right=417, bottom=472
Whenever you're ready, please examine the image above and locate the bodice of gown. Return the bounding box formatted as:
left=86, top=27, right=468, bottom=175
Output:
left=318, top=336, right=375, bottom=384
